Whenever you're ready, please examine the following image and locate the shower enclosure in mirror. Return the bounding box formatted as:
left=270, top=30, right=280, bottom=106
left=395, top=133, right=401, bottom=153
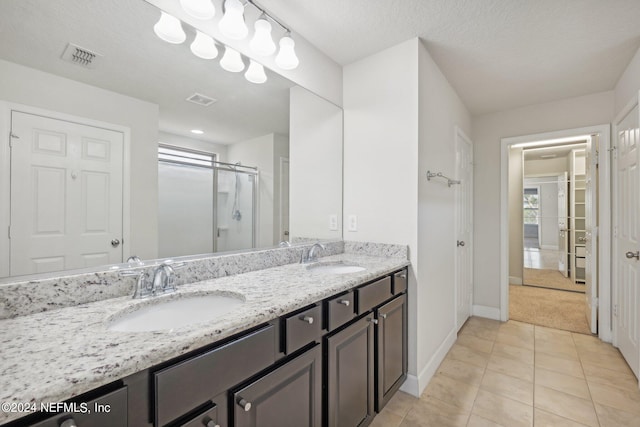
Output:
left=520, top=142, right=591, bottom=293
left=0, top=0, right=343, bottom=280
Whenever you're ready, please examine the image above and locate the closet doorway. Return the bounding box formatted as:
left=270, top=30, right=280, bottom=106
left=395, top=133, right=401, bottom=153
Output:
left=501, top=126, right=610, bottom=336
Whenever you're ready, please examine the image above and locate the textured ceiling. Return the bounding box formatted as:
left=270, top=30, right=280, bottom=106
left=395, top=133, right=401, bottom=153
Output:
left=258, top=0, right=640, bottom=115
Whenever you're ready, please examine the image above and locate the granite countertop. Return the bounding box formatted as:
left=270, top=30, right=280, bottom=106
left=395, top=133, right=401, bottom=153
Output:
left=0, top=253, right=409, bottom=424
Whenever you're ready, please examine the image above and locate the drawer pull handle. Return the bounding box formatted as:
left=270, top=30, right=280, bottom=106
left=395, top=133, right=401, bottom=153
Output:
left=204, top=419, right=220, bottom=427
left=301, top=315, right=314, bottom=324
left=60, top=419, right=77, bottom=427
left=237, top=397, right=252, bottom=412
left=338, top=299, right=350, bottom=307
left=381, top=313, right=387, bottom=319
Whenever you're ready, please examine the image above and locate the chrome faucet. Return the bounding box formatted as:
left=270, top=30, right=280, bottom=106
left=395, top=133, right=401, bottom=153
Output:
left=120, top=261, right=185, bottom=299
left=301, top=243, right=326, bottom=264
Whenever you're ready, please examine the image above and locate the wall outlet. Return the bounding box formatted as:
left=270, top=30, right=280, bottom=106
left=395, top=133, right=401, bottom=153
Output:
left=329, top=214, right=338, bottom=231
left=348, top=215, right=357, bottom=232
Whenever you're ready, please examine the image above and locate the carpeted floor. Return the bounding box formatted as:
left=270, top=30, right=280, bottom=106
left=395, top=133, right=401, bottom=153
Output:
left=509, top=285, right=592, bottom=334
left=523, top=267, right=585, bottom=293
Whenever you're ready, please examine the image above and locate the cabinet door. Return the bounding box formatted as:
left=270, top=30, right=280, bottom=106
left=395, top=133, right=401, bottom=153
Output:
left=326, top=316, right=375, bottom=427
left=232, top=345, right=321, bottom=427
left=375, top=294, right=407, bottom=411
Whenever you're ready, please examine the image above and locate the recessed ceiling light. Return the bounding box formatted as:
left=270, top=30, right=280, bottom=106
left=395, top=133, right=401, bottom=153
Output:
left=191, top=129, right=204, bottom=135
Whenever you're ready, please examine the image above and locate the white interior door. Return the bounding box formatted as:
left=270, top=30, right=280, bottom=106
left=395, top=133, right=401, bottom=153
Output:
left=584, top=136, right=598, bottom=334
left=455, top=128, right=473, bottom=330
left=10, top=111, right=124, bottom=276
left=557, top=172, right=569, bottom=277
left=614, top=103, right=640, bottom=378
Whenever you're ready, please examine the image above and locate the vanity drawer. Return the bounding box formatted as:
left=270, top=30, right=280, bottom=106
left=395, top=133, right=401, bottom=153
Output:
left=31, top=387, right=127, bottom=427
left=179, top=404, right=218, bottom=427
left=154, top=324, right=276, bottom=427
left=356, top=276, right=392, bottom=314
left=284, top=304, right=323, bottom=354
left=392, top=269, right=408, bottom=294
left=325, top=291, right=355, bottom=331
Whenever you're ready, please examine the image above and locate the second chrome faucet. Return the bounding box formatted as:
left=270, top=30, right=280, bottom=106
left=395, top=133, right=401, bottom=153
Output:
left=301, top=243, right=326, bottom=264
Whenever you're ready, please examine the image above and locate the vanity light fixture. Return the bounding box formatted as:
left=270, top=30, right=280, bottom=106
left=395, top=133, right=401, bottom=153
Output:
left=218, top=0, right=249, bottom=40
left=249, top=15, right=276, bottom=56
left=190, top=31, right=219, bottom=59
left=275, top=33, right=299, bottom=70
left=245, top=60, right=267, bottom=84
left=220, top=46, right=245, bottom=72
left=153, top=11, right=186, bottom=44
left=180, top=0, right=216, bottom=20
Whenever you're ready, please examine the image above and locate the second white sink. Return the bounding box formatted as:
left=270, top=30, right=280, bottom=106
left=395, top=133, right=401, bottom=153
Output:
left=108, top=293, right=245, bottom=333
left=307, top=262, right=366, bottom=275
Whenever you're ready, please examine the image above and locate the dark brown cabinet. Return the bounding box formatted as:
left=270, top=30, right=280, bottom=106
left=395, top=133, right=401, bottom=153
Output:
left=232, top=345, right=322, bottom=427
left=326, top=316, right=376, bottom=427
left=375, top=294, right=407, bottom=411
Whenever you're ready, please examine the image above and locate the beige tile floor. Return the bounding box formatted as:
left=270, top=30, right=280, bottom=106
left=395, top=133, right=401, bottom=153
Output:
left=372, top=317, right=640, bottom=427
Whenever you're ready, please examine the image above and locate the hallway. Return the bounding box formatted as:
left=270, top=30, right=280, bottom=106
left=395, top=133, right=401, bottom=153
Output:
left=372, top=317, right=640, bottom=427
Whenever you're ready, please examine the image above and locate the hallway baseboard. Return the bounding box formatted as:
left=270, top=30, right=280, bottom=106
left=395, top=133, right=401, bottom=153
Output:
left=509, top=276, right=523, bottom=285
left=473, top=305, right=501, bottom=320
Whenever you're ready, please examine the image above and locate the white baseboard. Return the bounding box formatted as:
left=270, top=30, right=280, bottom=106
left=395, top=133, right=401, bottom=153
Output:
left=400, top=326, right=457, bottom=397
left=509, top=276, right=522, bottom=285
left=472, top=305, right=501, bottom=321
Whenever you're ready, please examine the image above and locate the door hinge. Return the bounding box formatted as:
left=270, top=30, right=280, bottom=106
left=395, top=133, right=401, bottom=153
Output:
left=594, top=150, right=599, bottom=166
left=613, top=304, right=618, bottom=317
left=9, top=132, right=20, bottom=147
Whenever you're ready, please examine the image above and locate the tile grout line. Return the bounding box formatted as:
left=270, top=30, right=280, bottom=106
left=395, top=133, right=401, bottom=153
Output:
left=572, top=332, right=602, bottom=427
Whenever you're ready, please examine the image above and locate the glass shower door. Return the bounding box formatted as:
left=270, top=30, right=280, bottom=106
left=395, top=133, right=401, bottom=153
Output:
left=215, top=167, right=256, bottom=252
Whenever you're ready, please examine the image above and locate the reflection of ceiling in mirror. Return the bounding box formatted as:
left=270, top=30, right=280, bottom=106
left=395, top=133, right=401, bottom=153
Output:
left=0, top=0, right=293, bottom=144
left=522, top=142, right=587, bottom=161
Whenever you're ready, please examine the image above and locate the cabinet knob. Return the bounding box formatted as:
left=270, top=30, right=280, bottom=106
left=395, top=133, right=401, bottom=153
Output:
left=368, top=318, right=379, bottom=325
left=338, top=299, right=350, bottom=307
left=237, top=397, right=252, bottom=412
left=59, top=419, right=77, bottom=427
left=204, top=420, right=220, bottom=427
left=398, top=273, right=407, bottom=279
left=381, top=313, right=387, bottom=319
left=301, top=315, right=314, bottom=324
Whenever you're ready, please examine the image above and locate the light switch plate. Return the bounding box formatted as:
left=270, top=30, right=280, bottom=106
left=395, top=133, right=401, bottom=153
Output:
left=348, top=215, right=357, bottom=232
left=329, top=214, right=338, bottom=231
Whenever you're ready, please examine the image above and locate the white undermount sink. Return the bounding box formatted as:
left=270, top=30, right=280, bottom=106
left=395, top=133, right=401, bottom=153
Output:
left=107, top=293, right=245, bottom=332
left=306, top=262, right=366, bottom=275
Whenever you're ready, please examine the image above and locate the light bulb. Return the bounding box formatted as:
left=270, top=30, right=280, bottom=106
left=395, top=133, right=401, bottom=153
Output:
left=245, top=60, right=267, bottom=84
left=218, top=0, right=248, bottom=40
left=180, top=0, right=215, bottom=20
left=190, top=31, right=218, bottom=59
left=220, top=46, right=245, bottom=72
left=153, top=11, right=186, bottom=44
left=249, top=18, right=276, bottom=56
left=275, top=35, right=299, bottom=70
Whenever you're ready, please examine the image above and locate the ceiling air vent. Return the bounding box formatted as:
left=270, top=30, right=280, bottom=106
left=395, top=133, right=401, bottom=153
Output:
left=186, top=93, right=217, bottom=107
left=61, top=43, right=102, bottom=69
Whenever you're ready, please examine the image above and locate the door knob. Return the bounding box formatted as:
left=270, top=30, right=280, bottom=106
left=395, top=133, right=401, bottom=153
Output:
left=111, top=239, right=120, bottom=248
left=457, top=240, right=465, bottom=247
left=626, top=251, right=640, bottom=260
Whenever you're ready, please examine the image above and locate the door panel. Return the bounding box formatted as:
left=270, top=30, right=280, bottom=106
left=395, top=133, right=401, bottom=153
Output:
left=455, top=128, right=473, bottom=330
left=10, top=111, right=124, bottom=276
left=614, top=103, right=640, bottom=378
left=584, top=136, right=598, bottom=333
left=557, top=172, right=569, bottom=277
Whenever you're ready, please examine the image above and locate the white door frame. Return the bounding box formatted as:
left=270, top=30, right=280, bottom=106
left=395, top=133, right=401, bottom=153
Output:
left=0, top=101, right=131, bottom=278
left=500, top=124, right=612, bottom=342
left=454, top=126, right=474, bottom=330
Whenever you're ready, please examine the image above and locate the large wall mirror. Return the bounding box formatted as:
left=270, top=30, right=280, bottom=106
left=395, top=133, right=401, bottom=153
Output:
left=0, top=0, right=343, bottom=280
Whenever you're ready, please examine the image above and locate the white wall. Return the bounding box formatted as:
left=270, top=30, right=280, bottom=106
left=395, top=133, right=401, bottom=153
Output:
left=290, top=86, right=343, bottom=241
left=615, top=46, right=640, bottom=115
left=472, top=91, right=614, bottom=310
left=343, top=37, right=471, bottom=396
left=524, top=156, right=569, bottom=176
left=0, top=59, right=160, bottom=260
left=416, top=40, right=472, bottom=391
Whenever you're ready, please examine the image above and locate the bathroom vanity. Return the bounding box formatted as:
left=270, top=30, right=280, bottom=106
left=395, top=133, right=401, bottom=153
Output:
left=0, top=247, right=409, bottom=427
